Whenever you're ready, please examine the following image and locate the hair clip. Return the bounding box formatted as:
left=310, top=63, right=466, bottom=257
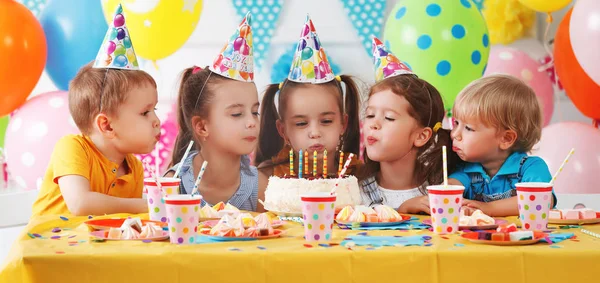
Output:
left=433, top=122, right=442, bottom=133
left=192, top=66, right=202, bottom=74
left=335, top=75, right=342, bottom=82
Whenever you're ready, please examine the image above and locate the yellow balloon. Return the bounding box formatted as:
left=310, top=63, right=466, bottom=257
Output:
left=517, top=0, right=571, bottom=13
left=102, top=0, right=203, bottom=61
left=301, top=61, right=314, bottom=74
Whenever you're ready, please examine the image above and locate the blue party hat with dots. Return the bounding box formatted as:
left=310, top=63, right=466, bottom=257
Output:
left=372, top=37, right=413, bottom=82
left=93, top=4, right=139, bottom=70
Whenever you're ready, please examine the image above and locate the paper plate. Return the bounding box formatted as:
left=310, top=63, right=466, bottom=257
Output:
left=422, top=218, right=508, bottom=231
left=335, top=214, right=412, bottom=227
left=198, top=229, right=284, bottom=241
left=461, top=232, right=544, bottom=246
left=89, top=230, right=169, bottom=241
left=85, top=218, right=167, bottom=230
left=201, top=220, right=286, bottom=229
left=549, top=212, right=600, bottom=225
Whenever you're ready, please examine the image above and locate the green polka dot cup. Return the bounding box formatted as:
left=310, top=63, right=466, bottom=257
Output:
left=164, top=195, right=202, bottom=244
left=301, top=192, right=336, bottom=242
left=516, top=182, right=553, bottom=231
left=144, top=177, right=181, bottom=223
left=427, top=185, right=465, bottom=235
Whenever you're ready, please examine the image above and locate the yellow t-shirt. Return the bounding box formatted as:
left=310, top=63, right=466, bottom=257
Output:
left=31, top=135, right=144, bottom=217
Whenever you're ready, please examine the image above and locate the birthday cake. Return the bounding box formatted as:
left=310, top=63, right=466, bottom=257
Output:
left=263, top=176, right=361, bottom=215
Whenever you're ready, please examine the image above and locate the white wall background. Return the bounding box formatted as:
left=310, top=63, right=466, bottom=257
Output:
left=0, top=0, right=594, bottom=263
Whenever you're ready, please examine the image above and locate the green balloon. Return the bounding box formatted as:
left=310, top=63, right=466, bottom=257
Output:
left=0, top=115, right=8, bottom=148
left=384, top=0, right=489, bottom=110
left=114, top=44, right=126, bottom=56
left=301, top=47, right=313, bottom=60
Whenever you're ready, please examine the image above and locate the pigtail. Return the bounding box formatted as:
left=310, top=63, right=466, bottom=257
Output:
left=170, top=67, right=196, bottom=167
left=338, top=75, right=361, bottom=156
left=255, top=83, right=285, bottom=165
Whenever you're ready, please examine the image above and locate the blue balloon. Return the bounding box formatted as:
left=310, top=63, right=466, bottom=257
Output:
left=113, top=55, right=128, bottom=67
left=40, top=0, right=108, bottom=90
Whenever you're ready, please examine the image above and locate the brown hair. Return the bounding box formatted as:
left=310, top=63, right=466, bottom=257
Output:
left=170, top=67, right=229, bottom=166
left=453, top=74, right=542, bottom=152
left=359, top=75, right=459, bottom=192
left=68, top=62, right=157, bottom=135
left=254, top=75, right=362, bottom=165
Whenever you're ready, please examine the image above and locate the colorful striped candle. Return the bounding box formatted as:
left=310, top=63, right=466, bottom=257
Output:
left=289, top=148, right=294, bottom=176
left=304, top=150, right=308, bottom=176
left=323, top=149, right=328, bottom=177
left=338, top=151, right=344, bottom=175
left=299, top=149, right=303, bottom=179
left=313, top=151, right=317, bottom=176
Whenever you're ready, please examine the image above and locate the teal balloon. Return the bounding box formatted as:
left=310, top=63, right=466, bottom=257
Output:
left=301, top=47, right=313, bottom=60
left=123, top=36, right=132, bottom=48
left=0, top=116, right=7, bottom=148
left=109, top=28, right=118, bottom=40
left=114, top=44, right=126, bottom=56
left=384, top=0, right=489, bottom=110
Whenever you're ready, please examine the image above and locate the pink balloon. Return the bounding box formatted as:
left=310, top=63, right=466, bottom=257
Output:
left=135, top=102, right=178, bottom=178
left=570, top=0, right=600, bottom=85
left=484, top=46, right=554, bottom=126
left=534, top=122, right=600, bottom=194
left=233, top=37, right=244, bottom=52
left=5, top=91, right=79, bottom=190
left=106, top=41, right=116, bottom=55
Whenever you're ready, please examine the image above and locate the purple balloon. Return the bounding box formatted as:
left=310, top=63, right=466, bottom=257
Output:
left=106, top=41, right=116, bottom=55
left=313, top=36, right=320, bottom=50
left=233, top=37, right=245, bottom=51
left=298, top=39, right=307, bottom=51
left=378, top=48, right=388, bottom=57
left=113, top=13, right=125, bottom=27
left=116, top=28, right=125, bottom=40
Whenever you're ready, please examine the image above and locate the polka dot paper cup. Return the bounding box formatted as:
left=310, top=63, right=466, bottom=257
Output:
left=164, top=195, right=202, bottom=245
left=144, top=177, right=181, bottom=223
left=301, top=192, right=336, bottom=242
left=516, top=182, right=552, bottom=231
left=427, top=185, right=465, bottom=235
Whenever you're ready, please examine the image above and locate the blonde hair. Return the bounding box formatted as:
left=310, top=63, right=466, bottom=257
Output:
left=68, top=62, right=157, bottom=135
left=453, top=74, right=542, bottom=152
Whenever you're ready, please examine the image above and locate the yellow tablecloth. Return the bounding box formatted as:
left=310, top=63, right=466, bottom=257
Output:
left=2, top=214, right=600, bottom=283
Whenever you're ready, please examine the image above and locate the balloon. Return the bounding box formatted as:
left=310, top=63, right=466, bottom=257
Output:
left=534, top=122, right=600, bottom=194
left=302, top=61, right=315, bottom=75
left=484, top=46, right=554, bottom=126
left=384, top=0, right=490, bottom=111
left=0, top=116, right=8, bottom=148
left=135, top=102, right=178, bottom=178
left=102, top=0, right=204, bottom=61
left=302, top=47, right=314, bottom=60
left=0, top=1, right=47, bottom=116
left=113, top=55, right=128, bottom=67
left=554, top=9, right=600, bottom=120
left=298, top=39, right=307, bottom=51
left=518, top=0, right=571, bottom=13
left=41, top=0, right=108, bottom=91
left=233, top=37, right=245, bottom=51
left=569, top=0, right=600, bottom=86
left=5, top=91, right=79, bottom=190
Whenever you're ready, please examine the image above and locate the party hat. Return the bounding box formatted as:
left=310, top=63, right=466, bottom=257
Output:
left=287, top=15, right=335, bottom=84
left=372, top=37, right=413, bottom=82
left=209, top=12, right=254, bottom=82
left=93, top=4, right=139, bottom=70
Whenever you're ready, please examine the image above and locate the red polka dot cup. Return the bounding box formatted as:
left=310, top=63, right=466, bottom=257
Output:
left=427, top=185, right=465, bottom=234
left=164, top=195, right=202, bottom=244
left=301, top=192, right=336, bottom=242
left=144, top=177, right=181, bottom=223
left=516, top=182, right=552, bottom=231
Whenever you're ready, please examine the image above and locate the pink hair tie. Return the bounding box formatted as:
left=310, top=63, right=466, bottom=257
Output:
left=192, top=66, right=202, bottom=74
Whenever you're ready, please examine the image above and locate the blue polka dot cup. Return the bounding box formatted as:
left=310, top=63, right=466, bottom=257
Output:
left=301, top=192, right=336, bottom=242
left=164, top=195, right=202, bottom=244
left=516, top=182, right=553, bottom=231
left=144, top=178, right=181, bottom=223
left=427, top=185, right=465, bottom=234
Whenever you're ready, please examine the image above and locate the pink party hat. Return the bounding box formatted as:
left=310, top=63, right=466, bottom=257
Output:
left=209, top=12, right=254, bottom=82
left=93, top=4, right=139, bottom=70
left=372, top=37, right=413, bottom=82
left=288, top=15, right=335, bottom=84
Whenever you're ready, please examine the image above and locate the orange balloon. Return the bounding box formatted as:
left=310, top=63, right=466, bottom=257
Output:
left=554, top=9, right=600, bottom=120
left=0, top=1, right=47, bottom=116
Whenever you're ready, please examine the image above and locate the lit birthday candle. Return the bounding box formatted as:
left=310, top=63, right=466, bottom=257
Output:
left=338, top=151, right=344, bottom=175
left=299, top=149, right=303, bottom=178
left=304, top=150, right=308, bottom=176
left=323, top=149, right=328, bottom=177
left=313, top=151, right=317, bottom=176
left=289, top=148, right=294, bottom=176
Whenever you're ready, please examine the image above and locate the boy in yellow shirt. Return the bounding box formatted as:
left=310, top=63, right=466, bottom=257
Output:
left=32, top=5, right=159, bottom=217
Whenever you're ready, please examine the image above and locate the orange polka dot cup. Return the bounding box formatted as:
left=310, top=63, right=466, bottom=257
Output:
left=516, top=182, right=553, bottom=231
left=144, top=177, right=181, bottom=223
left=427, top=185, right=465, bottom=234
left=301, top=192, right=336, bottom=242
left=164, top=195, right=202, bottom=244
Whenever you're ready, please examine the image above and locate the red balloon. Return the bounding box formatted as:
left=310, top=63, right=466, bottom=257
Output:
left=0, top=1, right=47, bottom=116
left=554, top=9, right=600, bottom=120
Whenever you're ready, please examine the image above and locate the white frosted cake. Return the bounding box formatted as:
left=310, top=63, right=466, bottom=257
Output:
left=264, top=176, right=361, bottom=215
